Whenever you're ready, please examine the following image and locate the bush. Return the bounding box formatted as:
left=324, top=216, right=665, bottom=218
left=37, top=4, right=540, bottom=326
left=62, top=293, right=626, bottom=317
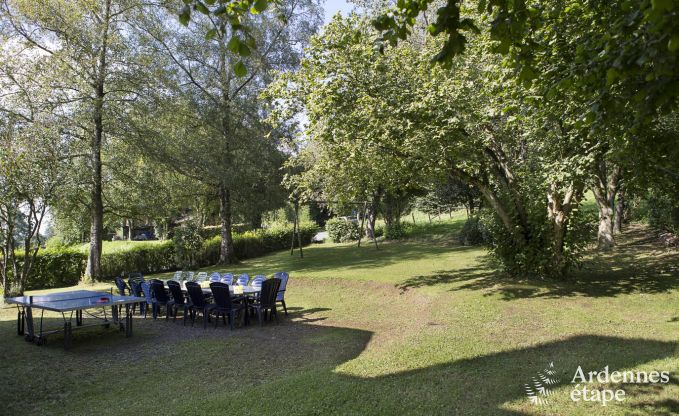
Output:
left=100, top=241, right=176, bottom=277
left=326, top=218, right=360, bottom=242
left=458, top=216, right=486, bottom=246
left=172, top=223, right=204, bottom=268
left=383, top=222, right=411, bottom=240
left=10, top=248, right=86, bottom=291
left=199, top=222, right=319, bottom=265
left=7, top=222, right=319, bottom=291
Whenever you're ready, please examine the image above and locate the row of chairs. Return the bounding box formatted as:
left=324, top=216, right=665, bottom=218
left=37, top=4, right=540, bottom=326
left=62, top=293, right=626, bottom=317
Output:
left=171, top=271, right=265, bottom=287
left=114, top=271, right=290, bottom=320
left=168, top=271, right=289, bottom=314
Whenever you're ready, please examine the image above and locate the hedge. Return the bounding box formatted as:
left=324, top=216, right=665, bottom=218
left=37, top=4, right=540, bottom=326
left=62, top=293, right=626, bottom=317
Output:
left=326, top=218, right=360, bottom=242
left=7, top=222, right=318, bottom=291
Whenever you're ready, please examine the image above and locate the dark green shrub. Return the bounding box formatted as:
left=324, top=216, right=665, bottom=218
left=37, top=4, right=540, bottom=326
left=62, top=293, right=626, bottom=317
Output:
left=383, top=222, right=411, bottom=240
left=10, top=223, right=319, bottom=291
left=172, top=223, right=204, bottom=268
left=458, top=216, right=486, bottom=246
left=326, top=218, right=360, bottom=242
left=11, top=248, right=86, bottom=291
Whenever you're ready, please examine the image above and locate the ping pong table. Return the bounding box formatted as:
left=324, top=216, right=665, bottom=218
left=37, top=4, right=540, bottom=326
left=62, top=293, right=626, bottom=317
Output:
left=6, top=290, right=146, bottom=348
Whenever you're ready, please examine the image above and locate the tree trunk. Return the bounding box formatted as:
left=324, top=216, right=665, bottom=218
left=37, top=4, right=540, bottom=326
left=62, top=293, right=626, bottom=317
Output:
left=218, top=186, right=237, bottom=264
left=84, top=0, right=111, bottom=284
left=546, top=183, right=580, bottom=278
left=613, top=192, right=624, bottom=234
left=591, top=162, right=621, bottom=250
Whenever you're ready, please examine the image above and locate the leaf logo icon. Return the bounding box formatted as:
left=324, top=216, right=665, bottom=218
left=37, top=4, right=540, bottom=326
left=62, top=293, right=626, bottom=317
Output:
left=525, top=362, right=561, bottom=406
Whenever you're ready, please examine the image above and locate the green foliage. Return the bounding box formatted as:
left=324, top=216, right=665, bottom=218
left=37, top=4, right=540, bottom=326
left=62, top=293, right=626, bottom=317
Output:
left=199, top=222, right=318, bottom=264
left=9, top=248, right=85, bottom=291
left=458, top=216, right=486, bottom=246
left=172, top=223, right=205, bottom=268
left=383, top=222, right=410, bottom=240
left=640, top=190, right=679, bottom=234
left=326, top=218, right=360, bottom=243
left=100, top=241, right=176, bottom=278
left=5, top=222, right=318, bottom=290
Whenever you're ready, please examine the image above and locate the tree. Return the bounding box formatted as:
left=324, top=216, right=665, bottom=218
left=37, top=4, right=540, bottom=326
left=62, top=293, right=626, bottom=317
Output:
left=0, top=118, right=64, bottom=296
left=1, top=0, right=154, bottom=281
left=132, top=0, right=321, bottom=263
left=269, top=14, right=594, bottom=278
left=375, top=1, right=679, bottom=118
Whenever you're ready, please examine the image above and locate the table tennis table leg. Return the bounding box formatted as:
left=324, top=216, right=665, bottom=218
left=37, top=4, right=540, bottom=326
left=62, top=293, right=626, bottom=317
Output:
left=16, top=307, right=25, bottom=336
left=24, top=306, right=35, bottom=342
left=125, top=304, right=133, bottom=338
left=75, top=310, right=83, bottom=326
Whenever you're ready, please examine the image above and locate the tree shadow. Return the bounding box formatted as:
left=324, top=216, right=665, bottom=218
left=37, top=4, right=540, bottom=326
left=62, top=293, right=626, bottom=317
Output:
left=0, top=307, right=676, bottom=415
left=398, top=227, right=679, bottom=300
left=190, top=333, right=678, bottom=415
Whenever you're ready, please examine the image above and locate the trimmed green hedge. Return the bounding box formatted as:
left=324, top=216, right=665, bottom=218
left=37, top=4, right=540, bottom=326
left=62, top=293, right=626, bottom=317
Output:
left=19, top=249, right=86, bottom=290
left=8, top=223, right=318, bottom=290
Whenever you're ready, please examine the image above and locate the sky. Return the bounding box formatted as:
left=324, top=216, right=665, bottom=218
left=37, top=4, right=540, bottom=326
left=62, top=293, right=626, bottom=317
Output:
left=323, top=0, right=355, bottom=24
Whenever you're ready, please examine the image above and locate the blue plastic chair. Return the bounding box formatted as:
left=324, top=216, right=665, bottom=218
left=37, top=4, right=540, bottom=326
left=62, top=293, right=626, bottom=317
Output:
left=235, top=273, right=249, bottom=286
left=209, top=272, right=221, bottom=282
left=171, top=271, right=183, bottom=282
left=195, top=272, right=208, bottom=283
left=220, top=273, right=234, bottom=285
left=251, top=275, right=266, bottom=289
left=114, top=276, right=128, bottom=296
left=128, top=278, right=144, bottom=315
left=274, top=272, right=289, bottom=315
left=140, top=281, right=154, bottom=318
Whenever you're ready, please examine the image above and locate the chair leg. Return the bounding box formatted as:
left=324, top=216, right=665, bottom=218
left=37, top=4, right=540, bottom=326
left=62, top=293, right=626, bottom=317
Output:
left=257, top=309, right=263, bottom=327
left=230, top=311, right=235, bottom=330
left=203, top=309, right=208, bottom=329
left=273, top=306, right=279, bottom=323
left=282, top=300, right=288, bottom=316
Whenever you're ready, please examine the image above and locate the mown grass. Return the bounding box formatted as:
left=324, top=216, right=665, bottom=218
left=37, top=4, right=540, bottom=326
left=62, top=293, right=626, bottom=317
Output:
left=73, top=239, right=167, bottom=254
left=1, top=215, right=677, bottom=415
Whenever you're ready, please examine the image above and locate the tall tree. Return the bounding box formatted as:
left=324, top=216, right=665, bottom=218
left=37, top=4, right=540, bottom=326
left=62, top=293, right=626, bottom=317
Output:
left=1, top=0, right=151, bottom=281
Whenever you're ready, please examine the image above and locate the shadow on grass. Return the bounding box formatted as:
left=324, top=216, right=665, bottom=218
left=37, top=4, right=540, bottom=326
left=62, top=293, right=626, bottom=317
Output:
left=1, top=307, right=676, bottom=415
left=398, top=226, right=679, bottom=300
left=190, top=333, right=677, bottom=415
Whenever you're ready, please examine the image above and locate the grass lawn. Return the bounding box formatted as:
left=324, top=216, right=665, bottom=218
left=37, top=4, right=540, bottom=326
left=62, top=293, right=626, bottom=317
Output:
left=1, top=216, right=677, bottom=415
left=74, top=239, right=167, bottom=254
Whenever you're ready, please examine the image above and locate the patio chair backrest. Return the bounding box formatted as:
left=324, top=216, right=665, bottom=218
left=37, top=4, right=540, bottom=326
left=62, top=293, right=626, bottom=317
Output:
left=140, top=281, right=154, bottom=304
left=259, top=278, right=281, bottom=308
left=172, top=271, right=182, bottom=282
left=195, top=272, right=208, bottom=283
left=114, top=276, right=128, bottom=296
left=209, top=282, right=234, bottom=310
left=186, top=271, right=195, bottom=282
left=150, top=281, right=169, bottom=303
left=251, top=275, right=266, bottom=288
left=220, top=273, right=234, bottom=285
left=209, top=272, right=221, bottom=282
left=167, top=280, right=186, bottom=305
left=236, top=273, right=249, bottom=286
left=128, top=278, right=144, bottom=297
left=273, top=272, right=289, bottom=290
left=185, top=281, right=208, bottom=308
